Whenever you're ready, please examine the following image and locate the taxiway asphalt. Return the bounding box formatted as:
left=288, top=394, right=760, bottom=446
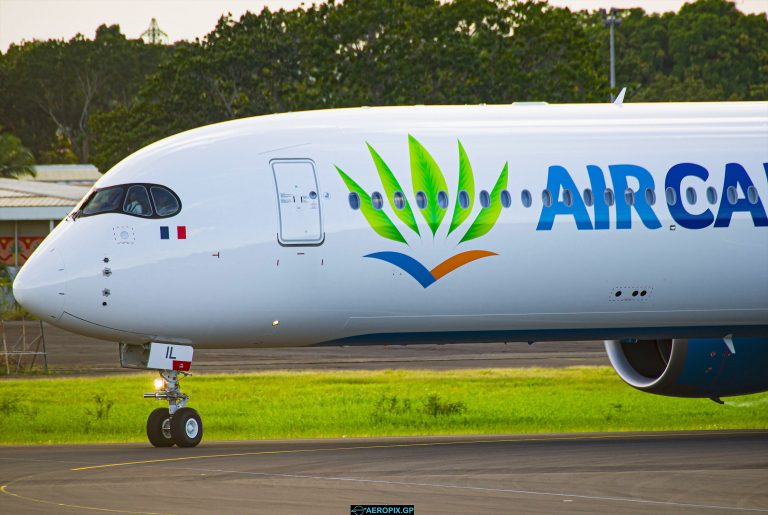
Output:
left=1, top=431, right=766, bottom=514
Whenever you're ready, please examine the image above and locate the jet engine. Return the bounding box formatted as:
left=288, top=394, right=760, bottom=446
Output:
left=604, top=337, right=768, bottom=399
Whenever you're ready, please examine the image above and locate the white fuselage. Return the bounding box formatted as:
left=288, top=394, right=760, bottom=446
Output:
left=14, top=102, right=768, bottom=348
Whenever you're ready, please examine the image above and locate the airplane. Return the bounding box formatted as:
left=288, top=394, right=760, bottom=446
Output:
left=13, top=100, right=768, bottom=448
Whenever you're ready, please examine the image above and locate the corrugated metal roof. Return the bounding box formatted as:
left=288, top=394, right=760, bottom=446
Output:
left=32, top=164, right=101, bottom=183
left=0, top=178, right=90, bottom=201
left=0, top=197, right=76, bottom=207
left=0, top=190, right=32, bottom=198
left=0, top=179, right=89, bottom=210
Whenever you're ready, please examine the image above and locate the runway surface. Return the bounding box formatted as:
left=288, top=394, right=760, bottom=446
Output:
left=1, top=431, right=767, bottom=514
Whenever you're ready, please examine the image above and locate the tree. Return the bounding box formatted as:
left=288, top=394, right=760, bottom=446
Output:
left=0, top=25, right=165, bottom=164
left=16, top=0, right=767, bottom=172
left=91, top=0, right=611, bottom=171
left=92, top=9, right=320, bottom=170
left=0, top=128, right=35, bottom=178
left=667, top=0, right=768, bottom=100
left=611, top=0, right=768, bottom=101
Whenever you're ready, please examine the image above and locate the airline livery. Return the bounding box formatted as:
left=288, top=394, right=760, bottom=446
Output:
left=14, top=101, right=768, bottom=447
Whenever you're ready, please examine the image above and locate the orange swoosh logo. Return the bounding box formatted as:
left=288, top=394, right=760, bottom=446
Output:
left=430, top=250, right=498, bottom=281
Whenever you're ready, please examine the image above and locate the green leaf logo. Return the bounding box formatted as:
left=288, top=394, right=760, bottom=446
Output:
left=459, top=162, right=508, bottom=243
left=335, top=137, right=507, bottom=247
left=408, top=135, right=448, bottom=237
left=448, top=140, right=475, bottom=235
left=336, top=166, right=407, bottom=244
left=366, top=143, right=420, bottom=236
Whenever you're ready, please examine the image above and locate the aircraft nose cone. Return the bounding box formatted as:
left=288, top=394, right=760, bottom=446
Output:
left=13, top=247, right=66, bottom=321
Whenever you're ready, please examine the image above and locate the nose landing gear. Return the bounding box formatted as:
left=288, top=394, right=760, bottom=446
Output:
left=144, top=370, right=203, bottom=447
left=120, top=342, right=202, bottom=448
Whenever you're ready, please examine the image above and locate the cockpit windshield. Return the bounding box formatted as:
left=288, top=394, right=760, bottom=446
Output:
left=123, top=185, right=154, bottom=217
left=78, top=183, right=181, bottom=219
left=150, top=186, right=180, bottom=216
left=82, top=186, right=124, bottom=215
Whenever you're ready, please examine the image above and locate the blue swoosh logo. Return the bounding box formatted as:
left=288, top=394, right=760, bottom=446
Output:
left=365, top=252, right=437, bottom=288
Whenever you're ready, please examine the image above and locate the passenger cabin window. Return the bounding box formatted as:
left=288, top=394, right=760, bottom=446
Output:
left=371, top=191, right=384, bottom=210
left=686, top=187, right=697, bottom=205
left=583, top=188, right=594, bottom=207
left=604, top=188, right=615, bottom=207
left=666, top=187, right=677, bottom=206
left=542, top=189, right=553, bottom=208
left=348, top=192, right=360, bottom=210
left=500, top=190, right=512, bottom=208
left=124, top=185, right=153, bottom=217
left=416, top=191, right=428, bottom=209
left=393, top=191, right=405, bottom=210
left=458, top=190, right=470, bottom=209
left=562, top=189, right=573, bottom=207
left=624, top=188, right=635, bottom=206
left=706, top=187, right=718, bottom=205
left=79, top=183, right=181, bottom=219
left=747, top=185, right=759, bottom=205
left=645, top=188, right=656, bottom=206
left=479, top=190, right=491, bottom=208
left=521, top=189, right=532, bottom=208
left=437, top=191, right=449, bottom=209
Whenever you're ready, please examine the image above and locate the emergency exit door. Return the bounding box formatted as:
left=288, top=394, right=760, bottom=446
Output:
left=271, top=159, right=324, bottom=245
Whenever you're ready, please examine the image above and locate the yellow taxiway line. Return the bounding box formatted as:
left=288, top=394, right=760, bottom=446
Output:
left=70, top=430, right=768, bottom=471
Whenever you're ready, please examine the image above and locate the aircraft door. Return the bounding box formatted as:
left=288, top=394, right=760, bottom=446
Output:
left=271, top=159, right=324, bottom=245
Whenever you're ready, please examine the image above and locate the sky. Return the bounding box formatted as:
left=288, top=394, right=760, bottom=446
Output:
left=1, top=0, right=766, bottom=52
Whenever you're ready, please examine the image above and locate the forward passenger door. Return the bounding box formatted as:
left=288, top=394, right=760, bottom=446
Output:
left=271, top=159, right=324, bottom=246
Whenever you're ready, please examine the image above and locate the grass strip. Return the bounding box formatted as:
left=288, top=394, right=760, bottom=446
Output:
left=0, top=367, right=766, bottom=445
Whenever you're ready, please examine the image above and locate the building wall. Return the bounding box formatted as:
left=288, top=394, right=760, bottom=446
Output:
left=0, top=221, right=53, bottom=266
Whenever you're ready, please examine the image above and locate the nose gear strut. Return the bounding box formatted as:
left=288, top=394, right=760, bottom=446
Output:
left=145, top=370, right=190, bottom=414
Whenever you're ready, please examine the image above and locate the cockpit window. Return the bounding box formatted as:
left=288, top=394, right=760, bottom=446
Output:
left=123, top=185, right=154, bottom=217
left=77, top=183, right=182, bottom=219
left=150, top=186, right=180, bottom=216
left=82, top=186, right=124, bottom=215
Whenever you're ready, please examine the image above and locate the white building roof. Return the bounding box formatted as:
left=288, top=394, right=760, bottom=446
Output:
left=0, top=178, right=90, bottom=220
left=31, top=164, right=101, bottom=184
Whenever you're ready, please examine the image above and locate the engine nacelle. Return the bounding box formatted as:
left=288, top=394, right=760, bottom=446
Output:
left=604, top=337, right=768, bottom=398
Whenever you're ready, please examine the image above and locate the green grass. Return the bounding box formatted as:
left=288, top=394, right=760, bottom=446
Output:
left=0, top=367, right=766, bottom=444
left=0, top=305, right=35, bottom=321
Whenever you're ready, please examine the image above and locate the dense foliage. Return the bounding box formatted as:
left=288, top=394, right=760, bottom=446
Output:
left=0, top=127, right=35, bottom=178
left=0, top=0, right=765, bottom=172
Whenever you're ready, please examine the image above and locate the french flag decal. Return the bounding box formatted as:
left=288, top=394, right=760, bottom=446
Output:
left=160, top=226, right=187, bottom=240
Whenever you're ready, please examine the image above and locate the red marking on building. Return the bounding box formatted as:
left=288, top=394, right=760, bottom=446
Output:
left=0, top=236, right=44, bottom=265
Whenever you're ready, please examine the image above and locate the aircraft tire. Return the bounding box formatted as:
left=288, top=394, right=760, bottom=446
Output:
left=147, top=408, right=174, bottom=447
left=171, top=407, right=203, bottom=448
